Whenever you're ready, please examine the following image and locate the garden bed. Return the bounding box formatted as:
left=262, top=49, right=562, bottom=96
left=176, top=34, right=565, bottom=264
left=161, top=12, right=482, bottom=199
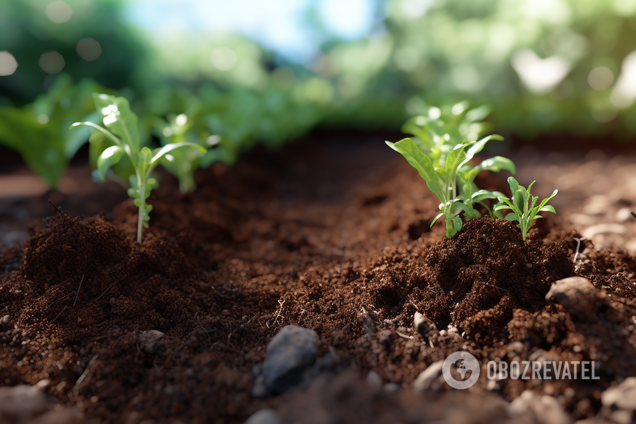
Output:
left=1, top=133, right=636, bottom=424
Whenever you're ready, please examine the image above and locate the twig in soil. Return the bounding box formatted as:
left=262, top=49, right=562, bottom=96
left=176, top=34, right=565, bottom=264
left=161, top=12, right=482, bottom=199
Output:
left=45, top=293, right=71, bottom=311
left=94, top=283, right=115, bottom=302
left=74, top=354, right=99, bottom=392
left=483, top=283, right=509, bottom=293
left=73, top=275, right=85, bottom=307
left=266, top=299, right=285, bottom=329
left=48, top=199, right=68, bottom=217
left=51, top=306, right=67, bottom=323
left=396, top=331, right=413, bottom=340
left=573, top=237, right=586, bottom=262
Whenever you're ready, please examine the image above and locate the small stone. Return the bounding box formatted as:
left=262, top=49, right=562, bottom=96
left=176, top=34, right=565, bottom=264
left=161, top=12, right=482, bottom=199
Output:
left=262, top=325, right=319, bottom=393
left=602, top=377, right=636, bottom=411
left=413, top=361, right=444, bottom=392
left=1, top=315, right=9, bottom=325
left=413, top=312, right=436, bottom=340
left=509, top=390, right=571, bottom=424
left=244, top=409, right=282, bottom=424
left=383, top=382, right=401, bottom=394
left=616, top=207, right=634, bottom=223
left=137, top=330, right=165, bottom=353
left=545, top=277, right=600, bottom=319
left=366, top=370, right=383, bottom=388
left=583, top=223, right=627, bottom=239
left=0, top=384, right=48, bottom=422
left=250, top=374, right=271, bottom=399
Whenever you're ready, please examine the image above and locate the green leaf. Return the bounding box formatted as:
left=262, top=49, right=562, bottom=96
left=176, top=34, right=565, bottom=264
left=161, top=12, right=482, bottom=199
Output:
left=386, top=138, right=439, bottom=183
left=71, top=121, right=124, bottom=150
left=504, top=213, right=518, bottom=221
left=92, top=93, right=140, bottom=152
left=431, top=212, right=444, bottom=227
left=97, top=146, right=125, bottom=180
left=539, top=205, right=556, bottom=214
left=475, top=156, right=516, bottom=174
left=0, top=107, right=67, bottom=188
left=464, top=134, right=502, bottom=162
left=151, top=142, right=206, bottom=164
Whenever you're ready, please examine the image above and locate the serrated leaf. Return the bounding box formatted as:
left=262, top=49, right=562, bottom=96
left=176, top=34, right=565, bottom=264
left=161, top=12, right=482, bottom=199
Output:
left=97, top=146, right=125, bottom=180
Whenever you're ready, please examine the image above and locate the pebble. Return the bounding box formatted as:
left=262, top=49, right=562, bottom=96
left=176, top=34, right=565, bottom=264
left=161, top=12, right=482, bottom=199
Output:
left=137, top=330, right=165, bottom=354
left=262, top=325, right=319, bottom=393
left=412, top=361, right=444, bottom=392
left=616, top=207, right=634, bottom=223
left=244, top=409, right=282, bottom=424
left=0, top=384, right=48, bottom=422
left=545, top=277, right=600, bottom=319
left=509, top=390, right=571, bottom=424
left=602, top=377, right=636, bottom=413
left=583, top=223, right=627, bottom=239
left=413, top=312, right=436, bottom=340
left=366, top=370, right=383, bottom=388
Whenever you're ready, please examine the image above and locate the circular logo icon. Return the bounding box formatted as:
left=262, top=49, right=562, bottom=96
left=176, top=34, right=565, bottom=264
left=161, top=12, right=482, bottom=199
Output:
left=442, top=351, right=480, bottom=389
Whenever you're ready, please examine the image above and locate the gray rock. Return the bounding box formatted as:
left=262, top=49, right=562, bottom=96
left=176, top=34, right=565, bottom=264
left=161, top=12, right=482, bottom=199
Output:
left=0, top=384, right=48, bottom=423
left=583, top=223, right=627, bottom=239
left=509, top=390, right=571, bottom=424
left=602, top=377, right=636, bottom=412
left=244, top=409, right=282, bottom=424
left=545, top=277, right=600, bottom=319
left=413, top=312, right=436, bottom=340
left=137, top=330, right=165, bottom=353
left=250, top=374, right=271, bottom=399
left=262, top=325, right=319, bottom=393
left=413, top=361, right=444, bottom=392
left=366, top=370, right=383, bottom=388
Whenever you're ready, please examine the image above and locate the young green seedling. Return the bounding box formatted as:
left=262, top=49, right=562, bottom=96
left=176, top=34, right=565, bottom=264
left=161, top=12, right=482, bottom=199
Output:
left=71, top=94, right=206, bottom=243
left=494, top=177, right=558, bottom=241
left=386, top=134, right=514, bottom=237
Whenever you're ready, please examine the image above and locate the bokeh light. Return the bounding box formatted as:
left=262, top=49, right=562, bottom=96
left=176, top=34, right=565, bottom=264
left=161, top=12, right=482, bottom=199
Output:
left=587, top=67, right=614, bottom=90
left=76, top=38, right=102, bottom=61
left=39, top=51, right=65, bottom=74
left=45, top=1, right=73, bottom=24
left=0, top=51, right=18, bottom=76
left=211, top=47, right=237, bottom=71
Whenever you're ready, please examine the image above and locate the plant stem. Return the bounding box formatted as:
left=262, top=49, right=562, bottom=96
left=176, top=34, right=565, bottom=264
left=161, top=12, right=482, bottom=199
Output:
left=137, top=175, right=145, bottom=244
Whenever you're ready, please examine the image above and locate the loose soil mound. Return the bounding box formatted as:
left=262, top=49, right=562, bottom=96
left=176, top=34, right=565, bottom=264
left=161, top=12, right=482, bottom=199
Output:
left=1, top=136, right=636, bottom=423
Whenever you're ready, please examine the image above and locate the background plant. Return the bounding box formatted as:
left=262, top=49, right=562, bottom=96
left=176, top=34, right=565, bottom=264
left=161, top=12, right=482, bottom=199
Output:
left=494, top=177, right=558, bottom=241
left=71, top=94, right=206, bottom=243
left=386, top=104, right=516, bottom=237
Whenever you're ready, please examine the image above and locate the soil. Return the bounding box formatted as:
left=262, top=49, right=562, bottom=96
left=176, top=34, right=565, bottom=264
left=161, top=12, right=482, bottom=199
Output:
left=1, top=133, right=636, bottom=424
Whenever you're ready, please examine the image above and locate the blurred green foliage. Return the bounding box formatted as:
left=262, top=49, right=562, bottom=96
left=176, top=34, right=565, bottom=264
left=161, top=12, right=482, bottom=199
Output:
left=2, top=0, right=636, bottom=190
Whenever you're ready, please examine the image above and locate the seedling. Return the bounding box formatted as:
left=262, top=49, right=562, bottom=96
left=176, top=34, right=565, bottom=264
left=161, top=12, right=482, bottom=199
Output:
left=71, top=94, right=206, bottom=243
left=494, top=177, right=558, bottom=241
left=386, top=134, right=515, bottom=237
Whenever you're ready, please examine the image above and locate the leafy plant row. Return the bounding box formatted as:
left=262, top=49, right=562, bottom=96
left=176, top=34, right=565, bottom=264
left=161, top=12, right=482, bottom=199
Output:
left=0, top=74, right=323, bottom=190
left=387, top=103, right=557, bottom=241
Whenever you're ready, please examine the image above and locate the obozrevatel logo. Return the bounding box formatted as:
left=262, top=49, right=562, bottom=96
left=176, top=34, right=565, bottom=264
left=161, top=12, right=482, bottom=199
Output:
left=442, top=351, right=480, bottom=389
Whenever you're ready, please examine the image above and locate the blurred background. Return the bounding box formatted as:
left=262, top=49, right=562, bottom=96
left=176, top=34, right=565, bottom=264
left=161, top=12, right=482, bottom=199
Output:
left=2, top=0, right=636, bottom=188
left=1, top=0, right=636, bottom=252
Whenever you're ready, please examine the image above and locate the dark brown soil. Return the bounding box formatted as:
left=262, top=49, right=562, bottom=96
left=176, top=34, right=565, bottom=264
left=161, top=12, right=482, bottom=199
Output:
left=1, top=134, right=636, bottom=423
